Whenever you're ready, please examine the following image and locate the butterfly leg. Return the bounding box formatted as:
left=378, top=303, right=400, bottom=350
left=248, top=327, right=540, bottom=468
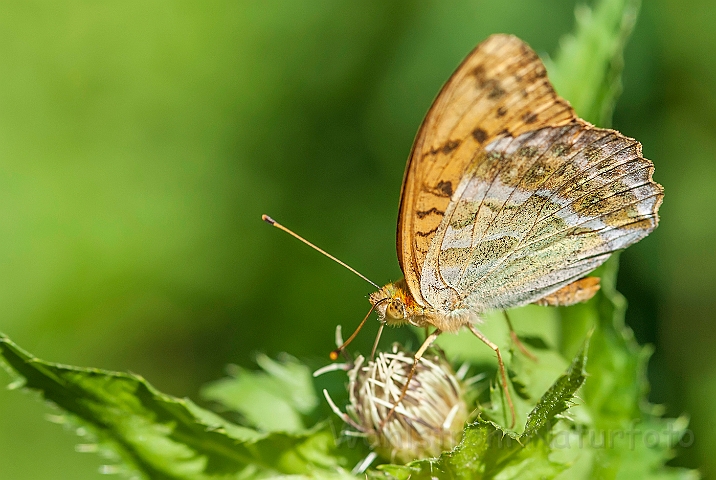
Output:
left=380, top=329, right=442, bottom=428
left=467, top=324, right=516, bottom=428
left=370, top=323, right=385, bottom=359
left=503, top=310, right=538, bottom=362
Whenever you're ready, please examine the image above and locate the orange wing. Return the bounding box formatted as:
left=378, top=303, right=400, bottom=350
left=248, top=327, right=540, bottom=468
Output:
left=533, top=277, right=601, bottom=307
left=397, top=34, right=577, bottom=306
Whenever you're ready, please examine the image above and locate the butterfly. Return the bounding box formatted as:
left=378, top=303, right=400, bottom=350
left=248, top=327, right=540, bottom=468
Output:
left=351, top=34, right=662, bottom=427
left=265, top=33, right=662, bottom=429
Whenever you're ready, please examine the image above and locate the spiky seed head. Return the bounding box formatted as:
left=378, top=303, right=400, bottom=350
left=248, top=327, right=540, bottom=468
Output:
left=345, top=345, right=467, bottom=463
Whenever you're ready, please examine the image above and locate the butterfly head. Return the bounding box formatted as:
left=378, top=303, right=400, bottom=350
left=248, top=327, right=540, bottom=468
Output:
left=369, top=279, right=419, bottom=327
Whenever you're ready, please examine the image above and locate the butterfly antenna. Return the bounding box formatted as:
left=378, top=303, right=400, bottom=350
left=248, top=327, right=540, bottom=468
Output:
left=262, top=214, right=379, bottom=289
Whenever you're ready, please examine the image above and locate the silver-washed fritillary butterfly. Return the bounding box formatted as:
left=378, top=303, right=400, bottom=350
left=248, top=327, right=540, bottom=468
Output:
left=266, top=34, right=662, bottom=428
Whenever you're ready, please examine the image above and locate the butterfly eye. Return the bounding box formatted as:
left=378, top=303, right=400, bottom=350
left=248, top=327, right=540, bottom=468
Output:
left=385, top=301, right=405, bottom=321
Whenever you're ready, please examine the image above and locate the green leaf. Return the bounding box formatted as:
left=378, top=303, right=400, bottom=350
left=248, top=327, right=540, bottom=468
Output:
left=520, top=339, right=588, bottom=444
left=546, top=0, right=641, bottom=125
left=370, top=345, right=588, bottom=480
left=201, top=353, right=318, bottom=433
left=0, top=335, right=357, bottom=479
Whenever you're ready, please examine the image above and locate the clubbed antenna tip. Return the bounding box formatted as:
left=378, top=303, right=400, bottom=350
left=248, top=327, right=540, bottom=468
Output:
left=260, top=214, right=379, bottom=289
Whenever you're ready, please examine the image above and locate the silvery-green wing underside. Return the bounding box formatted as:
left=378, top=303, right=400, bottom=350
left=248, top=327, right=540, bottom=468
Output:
left=419, top=124, right=662, bottom=313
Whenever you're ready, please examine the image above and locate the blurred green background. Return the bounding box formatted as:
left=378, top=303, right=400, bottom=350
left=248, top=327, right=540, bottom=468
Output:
left=0, top=0, right=713, bottom=478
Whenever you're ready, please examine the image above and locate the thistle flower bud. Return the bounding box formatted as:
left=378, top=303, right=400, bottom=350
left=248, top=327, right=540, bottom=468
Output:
left=324, top=345, right=467, bottom=463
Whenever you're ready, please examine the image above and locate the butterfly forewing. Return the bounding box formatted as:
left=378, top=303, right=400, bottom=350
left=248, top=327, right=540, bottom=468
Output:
left=397, top=34, right=578, bottom=306
left=397, top=34, right=662, bottom=313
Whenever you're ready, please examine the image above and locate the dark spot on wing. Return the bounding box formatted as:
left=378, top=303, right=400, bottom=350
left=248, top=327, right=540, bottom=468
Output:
left=441, top=139, right=461, bottom=154
left=415, top=226, right=440, bottom=238
left=427, top=139, right=461, bottom=156
left=416, top=207, right=445, bottom=219
left=436, top=181, right=453, bottom=197
left=496, top=106, right=507, bottom=117
left=484, top=79, right=506, bottom=99
left=470, top=65, right=486, bottom=81
left=523, top=112, right=538, bottom=124
left=472, top=128, right=488, bottom=143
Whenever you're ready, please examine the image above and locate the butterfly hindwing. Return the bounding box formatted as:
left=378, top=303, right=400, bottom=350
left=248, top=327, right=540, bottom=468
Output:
left=420, top=124, right=661, bottom=312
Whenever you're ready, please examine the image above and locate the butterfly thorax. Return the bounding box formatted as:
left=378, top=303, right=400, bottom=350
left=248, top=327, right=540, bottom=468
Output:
left=369, top=279, right=474, bottom=333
